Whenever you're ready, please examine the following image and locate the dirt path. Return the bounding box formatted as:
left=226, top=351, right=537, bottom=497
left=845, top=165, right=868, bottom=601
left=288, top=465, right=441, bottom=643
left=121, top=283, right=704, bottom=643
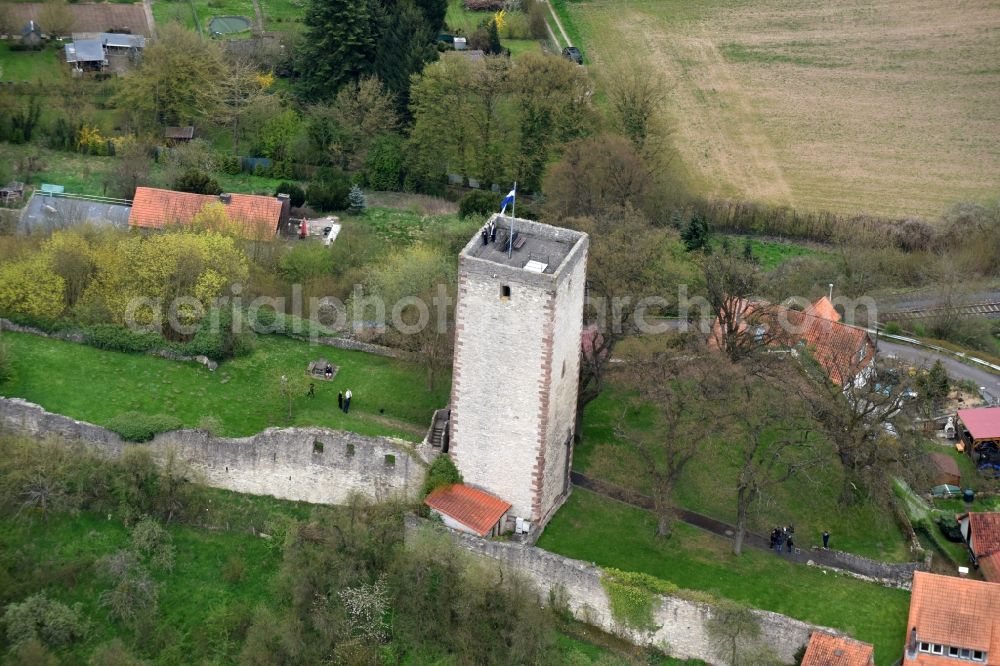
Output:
left=543, top=0, right=572, bottom=47
left=250, top=0, right=264, bottom=33
left=143, top=0, right=156, bottom=39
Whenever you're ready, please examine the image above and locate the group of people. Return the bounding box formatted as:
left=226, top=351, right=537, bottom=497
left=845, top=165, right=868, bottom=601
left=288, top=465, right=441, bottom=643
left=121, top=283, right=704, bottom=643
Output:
left=769, top=526, right=832, bottom=554
left=338, top=389, right=352, bottom=413
left=480, top=219, right=498, bottom=245
left=770, top=525, right=795, bottom=554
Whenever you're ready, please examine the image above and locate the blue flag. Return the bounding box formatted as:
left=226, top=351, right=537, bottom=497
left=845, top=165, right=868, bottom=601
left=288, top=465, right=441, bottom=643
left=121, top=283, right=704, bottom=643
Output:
left=499, top=188, right=515, bottom=215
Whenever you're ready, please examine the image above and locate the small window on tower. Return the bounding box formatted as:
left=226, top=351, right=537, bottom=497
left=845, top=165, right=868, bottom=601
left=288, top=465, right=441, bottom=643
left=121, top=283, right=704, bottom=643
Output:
left=561, top=360, right=566, bottom=377
left=501, top=285, right=511, bottom=300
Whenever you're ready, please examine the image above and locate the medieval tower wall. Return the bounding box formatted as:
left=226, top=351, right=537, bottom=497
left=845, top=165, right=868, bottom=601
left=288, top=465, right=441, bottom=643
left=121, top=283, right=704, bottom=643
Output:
left=449, top=215, right=588, bottom=529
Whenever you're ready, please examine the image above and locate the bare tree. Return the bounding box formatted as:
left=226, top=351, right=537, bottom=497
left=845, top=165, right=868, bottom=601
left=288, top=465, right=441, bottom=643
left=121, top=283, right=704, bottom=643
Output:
left=605, top=58, right=668, bottom=153
left=727, top=361, right=822, bottom=555
left=567, top=209, right=674, bottom=441
left=615, top=343, right=728, bottom=537
left=702, top=249, right=782, bottom=363
left=220, top=59, right=275, bottom=156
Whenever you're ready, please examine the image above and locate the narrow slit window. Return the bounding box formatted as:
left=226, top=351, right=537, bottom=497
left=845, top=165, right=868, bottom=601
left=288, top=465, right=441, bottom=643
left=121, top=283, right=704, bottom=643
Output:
left=346, top=443, right=355, bottom=456
left=313, top=440, right=324, bottom=454
left=501, top=285, right=511, bottom=300
left=384, top=454, right=396, bottom=467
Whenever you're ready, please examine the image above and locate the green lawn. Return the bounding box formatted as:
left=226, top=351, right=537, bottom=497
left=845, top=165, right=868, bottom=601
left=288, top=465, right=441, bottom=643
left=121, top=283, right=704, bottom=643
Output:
left=714, top=234, right=836, bottom=271
left=575, top=385, right=911, bottom=561
left=538, top=489, right=910, bottom=666
left=152, top=0, right=256, bottom=34
left=1, top=331, right=450, bottom=441
left=0, top=42, right=68, bottom=83
left=258, top=0, right=306, bottom=31
left=446, top=0, right=488, bottom=34
left=0, top=504, right=699, bottom=665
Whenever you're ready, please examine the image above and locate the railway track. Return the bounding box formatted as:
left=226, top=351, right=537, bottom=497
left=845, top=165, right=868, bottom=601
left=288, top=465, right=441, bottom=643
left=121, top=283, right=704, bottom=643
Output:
left=881, top=300, right=1000, bottom=321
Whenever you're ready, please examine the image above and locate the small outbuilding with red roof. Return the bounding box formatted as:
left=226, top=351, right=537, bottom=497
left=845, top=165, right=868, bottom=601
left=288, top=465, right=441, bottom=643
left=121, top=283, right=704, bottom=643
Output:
left=424, top=484, right=511, bottom=537
left=801, top=631, right=874, bottom=666
left=958, top=512, right=1000, bottom=583
left=128, top=187, right=290, bottom=240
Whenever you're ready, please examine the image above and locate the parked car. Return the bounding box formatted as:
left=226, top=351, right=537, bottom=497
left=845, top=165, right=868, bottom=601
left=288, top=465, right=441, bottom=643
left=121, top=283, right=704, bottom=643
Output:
left=562, top=46, right=583, bottom=64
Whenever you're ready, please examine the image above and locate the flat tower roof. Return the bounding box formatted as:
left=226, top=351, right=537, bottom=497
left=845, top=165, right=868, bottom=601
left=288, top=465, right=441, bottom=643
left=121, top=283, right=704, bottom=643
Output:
left=462, top=214, right=584, bottom=275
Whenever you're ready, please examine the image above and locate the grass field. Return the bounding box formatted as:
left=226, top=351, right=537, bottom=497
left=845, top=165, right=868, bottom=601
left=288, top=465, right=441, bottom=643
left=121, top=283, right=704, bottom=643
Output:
left=0, top=331, right=449, bottom=441
left=575, top=383, right=911, bottom=561
left=0, top=42, right=68, bottom=83
left=559, top=0, right=1000, bottom=219
left=538, top=489, right=911, bottom=665
left=715, top=234, right=835, bottom=270
left=152, top=0, right=256, bottom=34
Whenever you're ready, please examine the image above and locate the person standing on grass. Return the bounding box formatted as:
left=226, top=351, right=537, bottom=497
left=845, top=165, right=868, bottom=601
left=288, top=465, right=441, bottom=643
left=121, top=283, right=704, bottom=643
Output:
left=307, top=383, right=315, bottom=398
left=338, top=391, right=343, bottom=410
left=344, top=389, right=352, bottom=413
left=822, top=530, right=830, bottom=550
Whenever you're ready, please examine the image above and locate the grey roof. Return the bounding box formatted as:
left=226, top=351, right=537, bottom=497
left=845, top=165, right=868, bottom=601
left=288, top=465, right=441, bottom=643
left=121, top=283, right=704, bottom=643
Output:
left=102, top=33, right=145, bottom=48
left=462, top=214, right=585, bottom=274
left=19, top=193, right=132, bottom=233
left=65, top=39, right=106, bottom=63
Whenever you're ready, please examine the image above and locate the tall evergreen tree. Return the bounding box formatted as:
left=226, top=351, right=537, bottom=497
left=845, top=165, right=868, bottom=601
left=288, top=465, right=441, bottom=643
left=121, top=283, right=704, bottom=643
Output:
left=374, top=0, right=438, bottom=111
left=296, top=0, right=376, bottom=102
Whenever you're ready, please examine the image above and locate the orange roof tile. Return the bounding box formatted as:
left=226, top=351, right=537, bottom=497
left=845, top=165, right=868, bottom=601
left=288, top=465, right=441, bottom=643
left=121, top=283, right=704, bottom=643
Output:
left=969, top=513, right=1000, bottom=558
left=128, top=187, right=282, bottom=240
left=801, top=631, right=874, bottom=666
left=804, top=296, right=842, bottom=322
left=710, top=297, right=875, bottom=385
left=425, top=484, right=511, bottom=537
left=904, top=571, right=1000, bottom=664
left=980, top=553, right=1000, bottom=584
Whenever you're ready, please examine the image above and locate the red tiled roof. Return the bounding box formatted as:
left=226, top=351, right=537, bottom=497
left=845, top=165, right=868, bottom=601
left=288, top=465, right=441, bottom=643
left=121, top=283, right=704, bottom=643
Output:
left=804, top=296, right=842, bottom=322
left=128, top=187, right=282, bottom=239
left=801, top=631, right=874, bottom=666
left=969, top=513, right=1000, bottom=558
left=958, top=407, right=1000, bottom=442
left=425, top=484, right=511, bottom=537
left=980, top=553, right=1000, bottom=583
left=711, top=297, right=875, bottom=385
left=904, top=571, right=1000, bottom=664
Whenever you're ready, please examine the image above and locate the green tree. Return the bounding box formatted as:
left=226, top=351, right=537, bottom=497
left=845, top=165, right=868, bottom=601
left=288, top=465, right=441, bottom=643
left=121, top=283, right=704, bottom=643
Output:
left=0, top=256, right=66, bottom=320
left=682, top=213, right=711, bottom=252
left=173, top=170, right=222, bottom=195
left=373, top=0, right=439, bottom=110
left=117, top=24, right=226, bottom=127
left=296, top=0, right=376, bottom=101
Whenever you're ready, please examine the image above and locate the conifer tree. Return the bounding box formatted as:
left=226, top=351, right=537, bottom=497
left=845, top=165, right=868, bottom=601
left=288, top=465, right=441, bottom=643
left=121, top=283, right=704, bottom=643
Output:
left=296, top=0, right=376, bottom=101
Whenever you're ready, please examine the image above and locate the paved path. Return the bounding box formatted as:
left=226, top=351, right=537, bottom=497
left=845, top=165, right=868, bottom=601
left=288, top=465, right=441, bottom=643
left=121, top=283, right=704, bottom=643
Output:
left=571, top=472, right=886, bottom=578
left=877, top=339, right=1000, bottom=402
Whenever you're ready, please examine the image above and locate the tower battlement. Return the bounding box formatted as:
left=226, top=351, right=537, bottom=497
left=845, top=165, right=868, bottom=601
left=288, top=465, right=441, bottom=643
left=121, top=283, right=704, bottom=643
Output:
left=449, top=214, right=589, bottom=533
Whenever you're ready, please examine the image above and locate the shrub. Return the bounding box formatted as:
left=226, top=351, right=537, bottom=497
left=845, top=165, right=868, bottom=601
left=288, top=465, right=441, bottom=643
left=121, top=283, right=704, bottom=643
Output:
left=2, top=593, right=89, bottom=648
left=173, top=170, right=222, bottom=195
left=100, top=565, right=159, bottom=628
left=184, top=307, right=256, bottom=360
left=275, top=182, right=306, bottom=208
left=599, top=568, right=676, bottom=632
left=6, top=639, right=58, bottom=666
left=365, top=133, right=405, bottom=191
left=130, top=517, right=175, bottom=571
left=197, top=414, right=224, bottom=435
left=84, top=325, right=163, bottom=353
left=422, top=455, right=463, bottom=497
left=458, top=190, right=499, bottom=219
left=89, top=639, right=145, bottom=666
left=883, top=321, right=901, bottom=335
left=307, top=171, right=351, bottom=212
left=220, top=155, right=241, bottom=175
left=106, top=412, right=183, bottom=443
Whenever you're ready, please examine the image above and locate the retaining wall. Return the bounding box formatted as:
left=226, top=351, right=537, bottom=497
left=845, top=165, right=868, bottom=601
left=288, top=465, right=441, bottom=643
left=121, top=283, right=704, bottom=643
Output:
left=405, top=516, right=839, bottom=665
left=0, top=397, right=433, bottom=505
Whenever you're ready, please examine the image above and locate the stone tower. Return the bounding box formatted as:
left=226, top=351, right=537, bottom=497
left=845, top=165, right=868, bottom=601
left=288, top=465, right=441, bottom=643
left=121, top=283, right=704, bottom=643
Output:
left=448, top=214, right=588, bottom=532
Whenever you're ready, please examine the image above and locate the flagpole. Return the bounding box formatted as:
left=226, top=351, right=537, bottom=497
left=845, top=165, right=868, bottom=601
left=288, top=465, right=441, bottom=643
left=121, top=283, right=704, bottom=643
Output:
left=507, top=182, right=516, bottom=259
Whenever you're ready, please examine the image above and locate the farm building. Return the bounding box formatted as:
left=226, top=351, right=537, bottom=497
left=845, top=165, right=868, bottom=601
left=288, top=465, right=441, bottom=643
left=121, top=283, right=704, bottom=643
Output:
left=19, top=192, right=132, bottom=234
left=958, top=512, right=1000, bottom=583
left=903, top=571, right=999, bottom=664
left=956, top=407, right=1000, bottom=473
left=424, top=484, right=511, bottom=537
left=65, top=39, right=108, bottom=71
left=711, top=296, right=877, bottom=387
left=4, top=4, right=153, bottom=38
left=65, top=33, right=145, bottom=71
left=128, top=187, right=290, bottom=240
left=164, top=126, right=196, bottom=142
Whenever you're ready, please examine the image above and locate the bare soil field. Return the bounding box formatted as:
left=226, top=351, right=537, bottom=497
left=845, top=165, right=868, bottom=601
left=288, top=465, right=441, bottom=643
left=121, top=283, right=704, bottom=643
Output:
left=5, top=3, right=152, bottom=37
left=569, top=0, right=1000, bottom=219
